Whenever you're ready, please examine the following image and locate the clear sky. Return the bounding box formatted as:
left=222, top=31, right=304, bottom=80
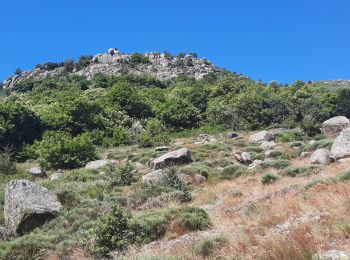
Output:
left=1, top=0, right=350, bottom=83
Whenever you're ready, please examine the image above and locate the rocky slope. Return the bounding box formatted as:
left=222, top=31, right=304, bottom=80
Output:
left=2, top=48, right=222, bottom=89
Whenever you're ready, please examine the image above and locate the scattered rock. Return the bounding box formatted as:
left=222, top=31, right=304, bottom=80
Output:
left=154, top=146, right=170, bottom=152
left=150, top=148, right=192, bottom=169
left=134, top=162, right=145, bottom=170
left=315, top=250, right=350, bottom=260
left=4, top=180, right=62, bottom=235
left=142, top=170, right=166, bottom=185
left=321, top=116, right=350, bottom=136
left=300, top=151, right=311, bottom=158
left=249, top=131, right=275, bottom=143
left=241, top=152, right=252, bottom=164
left=309, top=140, right=316, bottom=145
left=50, top=172, right=62, bottom=181
left=260, top=141, right=277, bottom=150
left=310, top=148, right=333, bottom=165
left=229, top=188, right=243, bottom=197
left=28, top=167, right=47, bottom=178
left=85, top=159, right=117, bottom=170
left=331, top=128, right=350, bottom=159
left=227, top=132, right=239, bottom=139
left=248, top=160, right=263, bottom=170
left=195, top=134, right=217, bottom=144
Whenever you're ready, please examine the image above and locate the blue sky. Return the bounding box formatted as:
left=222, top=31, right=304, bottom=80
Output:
left=1, top=0, right=350, bottom=83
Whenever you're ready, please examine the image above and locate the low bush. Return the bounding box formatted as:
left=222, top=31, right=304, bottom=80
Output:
left=56, top=189, right=80, bottom=208
left=276, top=130, right=305, bottom=143
left=261, top=173, right=279, bottom=185
left=219, top=164, right=248, bottom=180
left=261, top=159, right=290, bottom=169
left=194, top=234, right=229, bottom=257
left=302, top=139, right=333, bottom=152
left=107, top=163, right=137, bottom=187
left=282, top=165, right=319, bottom=177
left=95, top=206, right=134, bottom=255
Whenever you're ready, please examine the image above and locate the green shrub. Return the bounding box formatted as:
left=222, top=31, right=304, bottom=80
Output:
left=62, top=168, right=100, bottom=182
left=56, top=189, right=80, bottom=208
left=138, top=118, right=170, bottom=147
left=173, top=207, right=211, bottom=231
left=27, top=131, right=97, bottom=169
left=0, top=148, right=17, bottom=175
left=220, top=164, right=248, bottom=180
left=95, top=206, right=134, bottom=255
left=261, top=173, right=279, bottom=184
left=163, top=167, right=192, bottom=202
left=282, top=165, right=319, bottom=177
left=194, top=234, right=229, bottom=257
left=108, top=163, right=137, bottom=187
left=302, top=139, right=333, bottom=152
left=261, top=159, right=290, bottom=169
left=276, top=130, right=305, bottom=143
left=130, top=209, right=170, bottom=244
left=336, top=169, right=350, bottom=182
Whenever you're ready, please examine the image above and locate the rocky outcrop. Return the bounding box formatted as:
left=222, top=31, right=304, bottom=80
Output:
left=4, top=180, right=62, bottom=235
left=2, top=49, right=223, bottom=89
left=260, top=141, right=277, bottom=150
left=249, top=131, right=275, bottom=143
left=150, top=148, right=192, bottom=170
left=331, top=128, right=350, bottom=159
left=248, top=159, right=263, bottom=170
left=85, top=159, right=117, bottom=170
left=321, top=116, right=350, bottom=136
left=310, top=148, right=332, bottom=165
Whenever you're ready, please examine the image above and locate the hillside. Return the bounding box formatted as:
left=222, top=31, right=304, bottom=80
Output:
left=1, top=50, right=350, bottom=259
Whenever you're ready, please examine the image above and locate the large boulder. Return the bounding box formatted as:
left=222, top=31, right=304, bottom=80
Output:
left=249, top=131, right=274, bottom=143
left=4, top=180, right=62, bottom=235
left=142, top=170, right=166, bottom=185
left=321, top=116, right=350, bottom=136
left=85, top=159, right=117, bottom=170
left=150, top=148, right=192, bottom=170
left=331, top=128, right=350, bottom=159
left=310, top=148, right=332, bottom=165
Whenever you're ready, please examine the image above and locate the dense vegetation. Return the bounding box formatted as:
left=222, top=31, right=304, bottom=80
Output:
left=1, top=70, right=350, bottom=167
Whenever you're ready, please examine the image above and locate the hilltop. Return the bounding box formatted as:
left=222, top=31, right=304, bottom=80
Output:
left=2, top=48, right=221, bottom=89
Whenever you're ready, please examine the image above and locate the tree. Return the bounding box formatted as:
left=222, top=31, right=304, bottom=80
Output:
left=159, top=98, right=201, bottom=130
left=0, top=102, right=43, bottom=151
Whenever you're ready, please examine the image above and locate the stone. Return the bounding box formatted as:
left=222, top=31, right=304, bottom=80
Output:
left=331, top=128, right=350, bottom=159
left=310, top=148, right=332, bottom=165
left=154, top=146, right=170, bottom=152
left=85, top=159, right=117, bottom=170
left=4, top=180, right=62, bottom=235
left=227, top=132, right=239, bottom=139
left=150, top=148, right=192, bottom=170
left=321, top=116, right=350, bottom=136
left=134, top=162, right=145, bottom=170
left=28, top=167, right=47, bottom=178
left=241, top=152, right=252, bottom=164
left=195, top=134, right=217, bottom=144
left=300, top=151, right=311, bottom=158
left=229, top=188, right=243, bottom=197
left=248, top=160, right=263, bottom=170
left=315, top=250, right=350, bottom=260
left=260, top=141, right=277, bottom=150
left=50, top=172, right=62, bottom=181
left=249, top=131, right=275, bottom=143
left=142, top=170, right=167, bottom=186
